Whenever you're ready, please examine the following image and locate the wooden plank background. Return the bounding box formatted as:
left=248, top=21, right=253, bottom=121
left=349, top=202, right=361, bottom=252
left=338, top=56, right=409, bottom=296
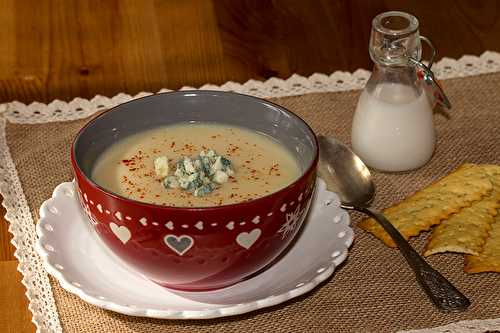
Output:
left=1, top=1, right=499, bottom=332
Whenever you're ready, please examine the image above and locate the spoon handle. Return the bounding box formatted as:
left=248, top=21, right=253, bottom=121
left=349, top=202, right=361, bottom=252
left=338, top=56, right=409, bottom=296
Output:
left=358, top=207, right=471, bottom=312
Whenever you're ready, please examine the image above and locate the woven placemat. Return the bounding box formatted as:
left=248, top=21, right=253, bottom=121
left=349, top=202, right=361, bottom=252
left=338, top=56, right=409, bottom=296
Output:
left=4, top=73, right=500, bottom=332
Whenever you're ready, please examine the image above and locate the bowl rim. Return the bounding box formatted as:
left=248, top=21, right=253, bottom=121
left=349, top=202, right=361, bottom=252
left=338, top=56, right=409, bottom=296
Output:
left=71, top=90, right=319, bottom=212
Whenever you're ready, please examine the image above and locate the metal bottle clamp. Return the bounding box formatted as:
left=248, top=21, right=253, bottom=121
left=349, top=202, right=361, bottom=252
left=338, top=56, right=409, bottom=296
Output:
left=409, top=36, right=452, bottom=109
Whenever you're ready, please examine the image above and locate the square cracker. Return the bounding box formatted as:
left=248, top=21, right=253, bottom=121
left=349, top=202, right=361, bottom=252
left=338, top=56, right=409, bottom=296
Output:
left=465, top=212, right=500, bottom=273
left=424, top=164, right=500, bottom=256
left=359, top=164, right=493, bottom=247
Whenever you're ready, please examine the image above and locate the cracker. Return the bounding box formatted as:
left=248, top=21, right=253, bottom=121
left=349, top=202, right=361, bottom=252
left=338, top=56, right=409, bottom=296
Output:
left=481, top=164, right=500, bottom=200
left=465, top=212, right=500, bottom=273
left=463, top=165, right=500, bottom=273
left=359, top=164, right=493, bottom=247
left=423, top=196, right=498, bottom=256
left=424, top=164, right=500, bottom=256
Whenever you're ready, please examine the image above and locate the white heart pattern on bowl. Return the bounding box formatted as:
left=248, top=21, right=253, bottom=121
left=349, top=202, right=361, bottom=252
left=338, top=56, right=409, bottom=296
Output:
left=164, top=235, right=194, bottom=256
left=236, top=228, right=261, bottom=249
left=109, top=223, right=131, bottom=244
left=195, top=221, right=204, bottom=230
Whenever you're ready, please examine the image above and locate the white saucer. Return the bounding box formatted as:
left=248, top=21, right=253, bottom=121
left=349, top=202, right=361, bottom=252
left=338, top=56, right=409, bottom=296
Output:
left=36, top=178, right=353, bottom=319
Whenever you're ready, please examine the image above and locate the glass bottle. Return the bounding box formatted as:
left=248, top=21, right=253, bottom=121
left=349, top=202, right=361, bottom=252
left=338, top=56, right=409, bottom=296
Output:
left=351, top=11, right=446, bottom=172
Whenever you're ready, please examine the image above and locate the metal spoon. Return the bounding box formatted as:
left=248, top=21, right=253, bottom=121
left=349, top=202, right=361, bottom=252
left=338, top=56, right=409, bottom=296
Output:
left=318, top=135, right=470, bottom=312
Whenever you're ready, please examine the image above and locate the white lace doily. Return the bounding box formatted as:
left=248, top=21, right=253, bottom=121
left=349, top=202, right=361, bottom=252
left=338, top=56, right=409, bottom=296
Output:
left=2, top=51, right=500, bottom=125
left=1, top=51, right=499, bottom=333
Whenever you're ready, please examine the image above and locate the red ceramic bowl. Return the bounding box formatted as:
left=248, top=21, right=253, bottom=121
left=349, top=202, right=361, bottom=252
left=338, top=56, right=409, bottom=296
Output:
left=71, top=91, right=318, bottom=291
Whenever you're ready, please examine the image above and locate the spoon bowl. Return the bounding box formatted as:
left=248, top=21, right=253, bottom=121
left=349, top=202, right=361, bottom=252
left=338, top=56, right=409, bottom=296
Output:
left=318, top=135, right=470, bottom=312
left=317, top=136, right=374, bottom=207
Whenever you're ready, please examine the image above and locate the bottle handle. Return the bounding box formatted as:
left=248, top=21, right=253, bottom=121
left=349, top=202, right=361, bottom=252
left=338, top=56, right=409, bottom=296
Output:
left=418, top=36, right=436, bottom=69
left=408, top=36, right=452, bottom=109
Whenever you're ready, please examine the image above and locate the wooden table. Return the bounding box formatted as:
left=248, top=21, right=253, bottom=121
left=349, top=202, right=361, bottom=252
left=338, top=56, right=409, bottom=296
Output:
left=1, top=1, right=499, bottom=332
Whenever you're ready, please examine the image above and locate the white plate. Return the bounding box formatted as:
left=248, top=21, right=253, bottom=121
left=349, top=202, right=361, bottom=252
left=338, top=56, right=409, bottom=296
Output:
left=35, top=178, right=353, bottom=319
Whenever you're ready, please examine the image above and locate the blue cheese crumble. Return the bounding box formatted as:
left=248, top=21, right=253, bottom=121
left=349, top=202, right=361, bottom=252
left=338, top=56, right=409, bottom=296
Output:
left=154, top=149, right=234, bottom=197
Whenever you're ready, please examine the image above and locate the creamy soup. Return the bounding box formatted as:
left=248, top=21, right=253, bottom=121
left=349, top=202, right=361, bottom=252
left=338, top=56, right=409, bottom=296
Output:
left=91, top=123, right=301, bottom=207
